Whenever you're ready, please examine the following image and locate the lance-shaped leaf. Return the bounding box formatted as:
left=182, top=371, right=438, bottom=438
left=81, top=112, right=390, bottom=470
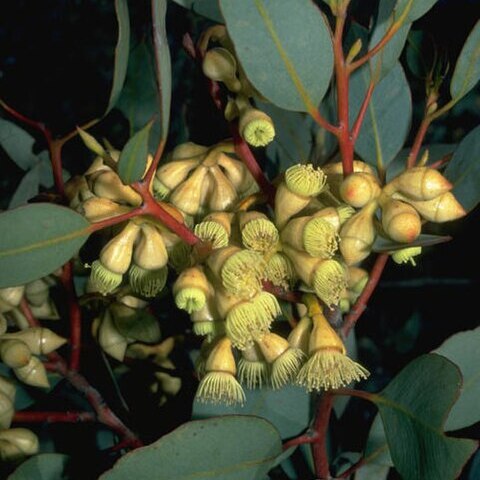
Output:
left=170, top=0, right=223, bottom=22
left=372, top=234, right=451, bottom=253
left=349, top=63, right=412, bottom=170
left=105, top=0, right=130, bottom=114
left=0, top=204, right=90, bottom=288
left=100, top=416, right=283, bottom=480
left=450, top=20, right=480, bottom=102
left=435, top=326, right=480, bottom=431
left=0, top=118, right=38, bottom=170
left=151, top=0, right=171, bottom=141
left=117, top=120, right=154, bottom=184
left=220, top=0, right=333, bottom=113
left=444, top=124, right=480, bottom=212
left=395, top=0, right=439, bottom=24
left=373, top=354, right=476, bottom=480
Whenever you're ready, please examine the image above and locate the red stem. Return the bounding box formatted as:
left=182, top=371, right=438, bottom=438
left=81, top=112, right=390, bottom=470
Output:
left=0, top=99, right=50, bottom=136
left=143, top=139, right=166, bottom=186
left=407, top=116, right=431, bottom=169
left=283, top=433, right=319, bottom=451
left=61, top=262, right=82, bottom=371
left=262, top=281, right=303, bottom=303
left=332, top=14, right=354, bottom=177
left=13, top=411, right=96, bottom=424
left=342, top=253, right=389, bottom=336
left=351, top=79, right=375, bottom=143
left=232, top=125, right=276, bottom=207
left=338, top=458, right=366, bottom=478
left=312, top=393, right=334, bottom=480
left=19, top=299, right=41, bottom=328
left=88, top=207, right=144, bottom=233
left=19, top=304, right=143, bottom=450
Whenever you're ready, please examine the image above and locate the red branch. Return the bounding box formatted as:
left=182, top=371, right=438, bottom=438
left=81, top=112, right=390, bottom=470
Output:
left=342, top=253, right=389, bottom=336
left=262, top=281, right=303, bottom=303
left=407, top=116, right=431, bottom=169
left=351, top=79, right=375, bottom=143
left=19, top=299, right=41, bottom=328
left=61, top=262, right=82, bottom=371
left=13, top=411, right=96, bottom=424
left=283, top=432, right=319, bottom=451
left=232, top=125, right=276, bottom=207
left=312, top=393, right=334, bottom=480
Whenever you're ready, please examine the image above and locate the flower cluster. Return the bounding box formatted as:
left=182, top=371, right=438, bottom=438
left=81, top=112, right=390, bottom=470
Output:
left=0, top=284, right=67, bottom=462
left=68, top=127, right=465, bottom=407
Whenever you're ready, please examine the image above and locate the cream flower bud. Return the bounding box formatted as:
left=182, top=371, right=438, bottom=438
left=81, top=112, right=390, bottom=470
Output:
left=313, top=205, right=355, bottom=231
left=287, top=316, right=313, bottom=354
left=90, top=170, right=142, bottom=206
left=0, top=340, right=32, bottom=368
left=100, top=222, right=141, bottom=274
left=0, top=391, right=14, bottom=429
left=239, top=211, right=279, bottom=253
left=98, top=310, right=129, bottom=362
left=196, top=336, right=245, bottom=405
left=78, top=197, right=131, bottom=223
left=207, top=165, right=238, bottom=212
left=173, top=266, right=211, bottom=314
left=1, top=327, right=67, bottom=355
left=255, top=333, right=305, bottom=389
left=323, top=160, right=375, bottom=198
left=133, top=224, right=168, bottom=270
left=14, top=356, right=49, bottom=389
left=0, top=428, right=39, bottom=459
left=381, top=199, right=422, bottom=243
left=340, top=172, right=381, bottom=208
left=216, top=153, right=255, bottom=194
left=390, top=167, right=452, bottom=201
left=0, top=287, right=25, bottom=313
left=24, top=279, right=50, bottom=307
left=339, top=201, right=378, bottom=265
left=155, top=159, right=201, bottom=191
left=395, top=191, right=466, bottom=223
left=202, top=48, right=242, bottom=92
left=170, top=165, right=209, bottom=216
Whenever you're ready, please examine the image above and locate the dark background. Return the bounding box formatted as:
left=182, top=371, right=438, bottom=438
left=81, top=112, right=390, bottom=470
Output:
left=0, top=1, right=479, bottom=479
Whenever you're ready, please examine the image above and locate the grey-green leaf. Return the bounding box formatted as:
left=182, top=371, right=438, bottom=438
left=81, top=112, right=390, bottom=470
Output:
left=117, top=120, right=154, bottom=184
left=193, top=385, right=311, bottom=439
left=220, top=0, right=333, bottom=113
left=151, top=0, right=171, bottom=141
left=349, top=63, right=412, bottom=170
left=100, top=416, right=283, bottom=480
left=395, top=0, right=439, bottom=23
left=170, top=0, right=223, bottom=22
left=7, top=453, right=69, bottom=480
left=0, top=118, right=38, bottom=170
left=435, top=326, right=480, bottom=431
left=375, top=354, right=476, bottom=480
left=370, top=20, right=411, bottom=81
left=444, top=124, right=480, bottom=212
left=450, top=20, right=480, bottom=101
left=117, top=43, right=159, bottom=140
left=106, top=0, right=130, bottom=114
left=372, top=234, right=451, bottom=253
left=8, top=165, right=40, bottom=209
left=0, top=204, right=90, bottom=288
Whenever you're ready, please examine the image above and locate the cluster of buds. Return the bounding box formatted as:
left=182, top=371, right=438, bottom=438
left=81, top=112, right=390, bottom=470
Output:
left=324, top=158, right=466, bottom=266
left=153, top=141, right=258, bottom=216
left=200, top=26, right=275, bottom=148
left=0, top=376, right=38, bottom=461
